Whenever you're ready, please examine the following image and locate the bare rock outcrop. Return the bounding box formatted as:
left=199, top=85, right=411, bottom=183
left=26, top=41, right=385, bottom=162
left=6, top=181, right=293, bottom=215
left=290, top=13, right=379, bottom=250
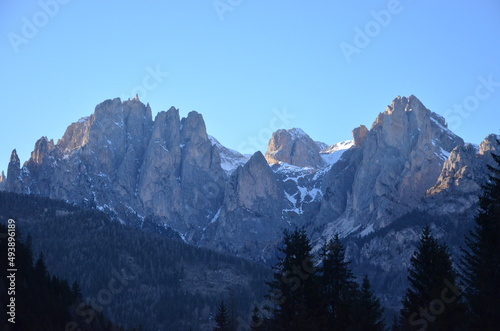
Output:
left=353, top=125, right=369, bottom=147
left=265, top=128, right=324, bottom=168
left=0, top=171, right=5, bottom=190
left=5, top=150, right=22, bottom=193
left=317, top=95, right=464, bottom=232
left=204, top=151, right=284, bottom=260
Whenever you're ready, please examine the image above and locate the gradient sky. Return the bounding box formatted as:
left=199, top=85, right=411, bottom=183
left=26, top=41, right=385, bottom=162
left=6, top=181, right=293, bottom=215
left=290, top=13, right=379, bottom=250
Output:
left=1, top=1, right=500, bottom=174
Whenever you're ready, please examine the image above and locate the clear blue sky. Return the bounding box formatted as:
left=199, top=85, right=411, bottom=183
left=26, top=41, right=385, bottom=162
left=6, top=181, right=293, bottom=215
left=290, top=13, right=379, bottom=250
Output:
left=1, top=0, right=500, bottom=174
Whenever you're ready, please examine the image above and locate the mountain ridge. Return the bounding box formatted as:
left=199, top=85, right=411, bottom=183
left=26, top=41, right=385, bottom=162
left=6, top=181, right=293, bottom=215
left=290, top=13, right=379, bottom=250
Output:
left=2, top=94, right=498, bottom=312
left=2, top=95, right=498, bottom=256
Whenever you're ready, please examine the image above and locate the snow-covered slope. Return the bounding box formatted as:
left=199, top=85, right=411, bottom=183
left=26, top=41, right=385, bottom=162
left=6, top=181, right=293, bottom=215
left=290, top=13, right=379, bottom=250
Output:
left=320, top=140, right=354, bottom=165
left=209, top=136, right=250, bottom=175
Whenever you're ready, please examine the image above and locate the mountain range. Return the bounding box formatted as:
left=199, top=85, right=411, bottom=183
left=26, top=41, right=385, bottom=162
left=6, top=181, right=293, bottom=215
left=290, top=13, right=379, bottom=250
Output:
left=1, top=94, right=498, bottom=315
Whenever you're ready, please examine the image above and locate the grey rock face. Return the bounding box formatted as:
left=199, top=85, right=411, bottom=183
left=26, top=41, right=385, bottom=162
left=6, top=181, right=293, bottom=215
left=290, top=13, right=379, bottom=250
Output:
left=479, top=134, right=500, bottom=156
left=4, top=94, right=499, bottom=316
left=137, top=108, right=226, bottom=237
left=352, top=125, right=369, bottom=147
left=2, top=95, right=497, bottom=271
left=6, top=150, right=22, bottom=193
left=427, top=144, right=481, bottom=196
left=4, top=98, right=226, bottom=240
left=316, top=95, right=464, bottom=234
left=208, top=136, right=249, bottom=175
left=265, top=128, right=324, bottom=168
left=204, top=151, right=285, bottom=260
left=0, top=171, right=5, bottom=190
left=422, top=135, right=499, bottom=215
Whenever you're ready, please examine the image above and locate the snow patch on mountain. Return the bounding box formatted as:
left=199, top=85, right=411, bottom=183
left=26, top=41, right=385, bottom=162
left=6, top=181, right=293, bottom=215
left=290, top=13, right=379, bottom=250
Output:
left=359, top=224, right=375, bottom=237
left=430, top=114, right=459, bottom=139
left=288, top=128, right=308, bottom=140
left=78, top=116, right=90, bottom=124
left=320, top=140, right=354, bottom=165
left=432, top=139, right=451, bottom=161
left=208, top=136, right=249, bottom=174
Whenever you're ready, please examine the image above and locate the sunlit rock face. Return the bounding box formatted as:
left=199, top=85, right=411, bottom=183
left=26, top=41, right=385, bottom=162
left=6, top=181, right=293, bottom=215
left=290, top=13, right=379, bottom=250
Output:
left=265, top=128, right=325, bottom=168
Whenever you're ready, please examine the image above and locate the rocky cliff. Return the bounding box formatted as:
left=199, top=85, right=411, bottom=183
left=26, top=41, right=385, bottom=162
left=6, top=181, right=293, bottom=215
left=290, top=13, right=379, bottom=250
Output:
left=3, top=94, right=498, bottom=312
left=315, top=95, right=466, bottom=239
left=3, top=95, right=497, bottom=264
left=265, top=128, right=325, bottom=168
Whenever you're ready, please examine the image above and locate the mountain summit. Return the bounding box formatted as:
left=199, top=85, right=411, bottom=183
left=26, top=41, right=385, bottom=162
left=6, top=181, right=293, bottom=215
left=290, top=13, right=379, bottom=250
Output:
left=2, top=94, right=498, bottom=312
left=265, top=128, right=325, bottom=168
left=2, top=95, right=497, bottom=260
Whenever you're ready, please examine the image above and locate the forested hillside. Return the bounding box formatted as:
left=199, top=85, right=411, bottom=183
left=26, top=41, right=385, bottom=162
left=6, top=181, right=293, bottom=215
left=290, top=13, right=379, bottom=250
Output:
left=0, top=192, right=271, bottom=330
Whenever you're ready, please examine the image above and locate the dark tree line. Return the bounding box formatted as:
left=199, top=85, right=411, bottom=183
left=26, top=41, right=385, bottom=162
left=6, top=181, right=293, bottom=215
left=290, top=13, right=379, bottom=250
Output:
left=233, top=228, right=385, bottom=331
left=460, top=151, right=500, bottom=330
left=0, top=223, right=136, bottom=331
left=0, top=191, right=271, bottom=330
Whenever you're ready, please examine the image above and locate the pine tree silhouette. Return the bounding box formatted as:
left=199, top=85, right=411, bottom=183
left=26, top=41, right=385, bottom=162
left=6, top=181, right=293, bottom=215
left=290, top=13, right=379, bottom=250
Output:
left=460, top=148, right=500, bottom=330
left=318, top=234, right=358, bottom=330
left=266, top=228, right=322, bottom=330
left=352, top=275, right=385, bottom=331
left=214, top=301, right=230, bottom=331
left=400, top=226, right=465, bottom=330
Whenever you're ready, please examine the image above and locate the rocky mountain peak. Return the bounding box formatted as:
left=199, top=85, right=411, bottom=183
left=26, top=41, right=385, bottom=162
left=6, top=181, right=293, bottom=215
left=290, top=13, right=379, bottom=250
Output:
left=203, top=150, right=283, bottom=258
left=479, top=134, right=500, bottom=156
left=30, top=137, right=55, bottom=165
left=265, top=128, right=324, bottom=168
left=5, top=149, right=21, bottom=193
left=56, top=98, right=153, bottom=157
left=226, top=151, right=280, bottom=211
left=352, top=125, right=369, bottom=147
left=317, top=96, right=466, bottom=234
left=369, top=95, right=462, bottom=151
left=427, top=144, right=481, bottom=196
left=180, top=111, right=208, bottom=144
left=9, top=149, right=20, bottom=165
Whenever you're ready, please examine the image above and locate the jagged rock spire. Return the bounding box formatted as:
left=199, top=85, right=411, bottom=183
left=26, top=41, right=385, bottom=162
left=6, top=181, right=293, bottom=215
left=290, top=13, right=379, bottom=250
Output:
left=5, top=149, right=22, bottom=193
left=30, top=137, right=54, bottom=164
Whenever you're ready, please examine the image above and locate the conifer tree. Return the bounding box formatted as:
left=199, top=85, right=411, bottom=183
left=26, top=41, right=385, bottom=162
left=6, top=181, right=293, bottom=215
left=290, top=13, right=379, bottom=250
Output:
left=460, top=149, right=500, bottom=330
left=400, top=226, right=464, bottom=330
left=71, top=280, right=82, bottom=301
left=266, top=228, right=322, bottom=330
left=352, top=275, right=385, bottom=331
left=318, top=234, right=358, bottom=330
left=250, top=306, right=264, bottom=331
left=214, top=301, right=230, bottom=331
left=390, top=315, right=400, bottom=331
